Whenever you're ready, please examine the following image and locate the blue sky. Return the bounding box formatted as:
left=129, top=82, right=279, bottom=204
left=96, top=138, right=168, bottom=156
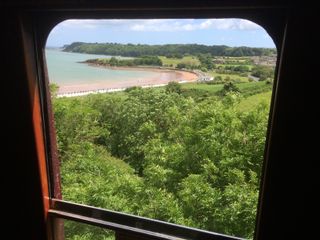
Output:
left=46, top=19, right=275, bottom=48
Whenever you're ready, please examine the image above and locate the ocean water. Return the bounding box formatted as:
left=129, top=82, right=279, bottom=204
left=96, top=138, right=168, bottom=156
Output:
left=45, top=49, right=160, bottom=86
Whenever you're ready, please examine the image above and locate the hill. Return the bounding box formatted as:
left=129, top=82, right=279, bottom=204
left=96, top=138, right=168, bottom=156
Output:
left=63, top=42, right=276, bottom=57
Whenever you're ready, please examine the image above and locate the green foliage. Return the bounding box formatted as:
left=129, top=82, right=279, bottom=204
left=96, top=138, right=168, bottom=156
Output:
left=178, top=174, right=221, bottom=229
left=222, top=82, right=240, bottom=94
left=87, top=56, right=163, bottom=67
left=53, top=98, right=104, bottom=156
left=251, top=65, right=275, bottom=81
left=165, top=81, right=182, bottom=94
left=64, top=42, right=276, bottom=57
left=160, top=56, right=200, bottom=68
left=124, top=86, right=142, bottom=92
left=54, top=84, right=271, bottom=239
left=198, top=53, right=215, bottom=70
left=214, top=76, right=223, bottom=82
left=236, top=91, right=272, bottom=112
left=176, top=63, right=187, bottom=69
left=49, top=83, right=59, bottom=97
left=64, top=220, right=115, bottom=240
left=225, top=65, right=250, bottom=73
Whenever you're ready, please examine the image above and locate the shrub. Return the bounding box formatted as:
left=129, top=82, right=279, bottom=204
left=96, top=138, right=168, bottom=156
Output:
left=165, top=81, right=182, bottom=94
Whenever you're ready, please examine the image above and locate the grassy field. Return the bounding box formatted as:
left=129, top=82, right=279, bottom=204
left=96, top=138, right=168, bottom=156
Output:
left=207, top=71, right=250, bottom=83
left=181, top=81, right=271, bottom=93
left=236, top=91, right=272, bottom=112
left=181, top=82, right=223, bottom=93
left=159, top=56, right=200, bottom=67
left=214, top=56, right=253, bottom=63
left=235, top=81, right=272, bottom=95
left=215, top=64, right=253, bottom=70
left=159, top=56, right=253, bottom=83
left=181, top=82, right=272, bottom=111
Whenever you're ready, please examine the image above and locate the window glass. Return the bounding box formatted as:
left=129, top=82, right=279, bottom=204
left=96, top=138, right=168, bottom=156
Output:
left=46, top=19, right=276, bottom=239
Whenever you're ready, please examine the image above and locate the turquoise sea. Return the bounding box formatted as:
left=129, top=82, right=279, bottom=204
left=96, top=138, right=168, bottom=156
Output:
left=45, top=49, right=161, bottom=86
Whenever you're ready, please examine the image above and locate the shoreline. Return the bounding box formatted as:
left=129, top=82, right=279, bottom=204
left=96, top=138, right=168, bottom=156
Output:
left=85, top=62, right=195, bottom=74
left=56, top=65, right=199, bottom=97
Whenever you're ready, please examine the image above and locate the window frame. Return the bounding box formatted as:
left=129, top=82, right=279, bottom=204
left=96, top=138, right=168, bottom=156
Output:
left=22, top=5, right=287, bottom=240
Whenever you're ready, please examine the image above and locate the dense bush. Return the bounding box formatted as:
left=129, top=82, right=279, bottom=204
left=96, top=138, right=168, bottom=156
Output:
left=53, top=86, right=270, bottom=239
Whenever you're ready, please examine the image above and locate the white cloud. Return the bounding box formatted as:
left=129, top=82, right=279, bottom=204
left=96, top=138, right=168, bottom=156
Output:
left=129, top=19, right=261, bottom=31
left=237, top=19, right=260, bottom=30
left=57, top=19, right=261, bottom=32
left=129, top=19, right=194, bottom=31
left=131, top=24, right=145, bottom=31
left=200, top=20, right=213, bottom=29
left=198, top=19, right=260, bottom=30
left=182, top=24, right=196, bottom=31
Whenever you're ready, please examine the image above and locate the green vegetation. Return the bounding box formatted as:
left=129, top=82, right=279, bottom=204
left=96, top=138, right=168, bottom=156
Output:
left=64, top=220, right=115, bottom=240
left=236, top=91, right=272, bottom=112
left=159, top=56, right=200, bottom=68
left=57, top=41, right=275, bottom=240
left=251, top=65, right=275, bottom=81
left=64, top=42, right=276, bottom=57
left=86, top=55, right=163, bottom=67
left=180, top=81, right=272, bottom=101
left=165, top=81, right=182, bottom=94
left=208, top=71, right=249, bottom=83
left=80, top=48, right=276, bottom=88
left=52, top=79, right=272, bottom=239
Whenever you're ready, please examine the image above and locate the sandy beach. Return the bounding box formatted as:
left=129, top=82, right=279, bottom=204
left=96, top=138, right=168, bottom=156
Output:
left=57, top=66, right=198, bottom=96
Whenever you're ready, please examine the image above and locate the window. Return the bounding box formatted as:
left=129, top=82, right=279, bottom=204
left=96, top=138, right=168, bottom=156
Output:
left=6, top=1, right=315, bottom=240
left=18, top=5, right=290, bottom=240
left=43, top=18, right=277, bottom=240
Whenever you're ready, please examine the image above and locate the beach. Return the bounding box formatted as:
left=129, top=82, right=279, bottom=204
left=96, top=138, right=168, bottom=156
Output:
left=57, top=66, right=198, bottom=96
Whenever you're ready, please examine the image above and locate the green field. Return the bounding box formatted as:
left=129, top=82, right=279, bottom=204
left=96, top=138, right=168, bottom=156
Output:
left=236, top=91, right=272, bottom=111
left=181, top=82, right=223, bottom=92
left=103, top=81, right=273, bottom=104
left=214, top=56, right=253, bottom=63
left=181, top=81, right=271, bottom=94
left=159, top=56, right=200, bottom=67
left=215, top=64, right=253, bottom=70
left=207, top=71, right=249, bottom=83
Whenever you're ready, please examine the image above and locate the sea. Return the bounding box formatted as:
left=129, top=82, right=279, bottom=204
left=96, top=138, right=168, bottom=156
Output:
left=45, top=49, right=162, bottom=86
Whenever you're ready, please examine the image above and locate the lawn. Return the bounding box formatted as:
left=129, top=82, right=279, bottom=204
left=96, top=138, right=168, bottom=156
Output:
left=207, top=71, right=250, bottom=83
left=159, top=56, right=200, bottom=67
left=181, top=81, right=272, bottom=96
left=181, top=82, right=223, bottom=93
left=236, top=91, right=272, bottom=112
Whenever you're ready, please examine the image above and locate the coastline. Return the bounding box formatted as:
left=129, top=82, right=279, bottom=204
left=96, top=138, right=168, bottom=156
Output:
left=56, top=65, right=199, bottom=97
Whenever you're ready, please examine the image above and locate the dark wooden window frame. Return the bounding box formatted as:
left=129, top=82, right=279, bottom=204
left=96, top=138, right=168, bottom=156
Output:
left=21, top=4, right=288, bottom=240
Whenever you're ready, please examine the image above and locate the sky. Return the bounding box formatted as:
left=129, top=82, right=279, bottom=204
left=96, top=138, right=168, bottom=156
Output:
left=46, top=19, right=275, bottom=48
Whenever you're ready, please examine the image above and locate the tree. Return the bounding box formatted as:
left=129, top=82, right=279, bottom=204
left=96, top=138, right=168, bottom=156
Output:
left=49, top=83, right=59, bottom=98
left=222, top=81, right=240, bottom=94
left=251, top=65, right=275, bottom=81
left=176, top=63, right=186, bottom=69
left=109, top=56, right=119, bottom=66
left=165, top=81, right=182, bottom=94
left=64, top=42, right=276, bottom=57
left=54, top=86, right=270, bottom=239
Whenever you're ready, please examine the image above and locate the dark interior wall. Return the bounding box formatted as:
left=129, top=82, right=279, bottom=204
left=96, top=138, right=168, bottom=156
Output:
left=2, top=11, right=47, bottom=240
left=1, top=1, right=316, bottom=240
left=256, top=6, right=316, bottom=240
